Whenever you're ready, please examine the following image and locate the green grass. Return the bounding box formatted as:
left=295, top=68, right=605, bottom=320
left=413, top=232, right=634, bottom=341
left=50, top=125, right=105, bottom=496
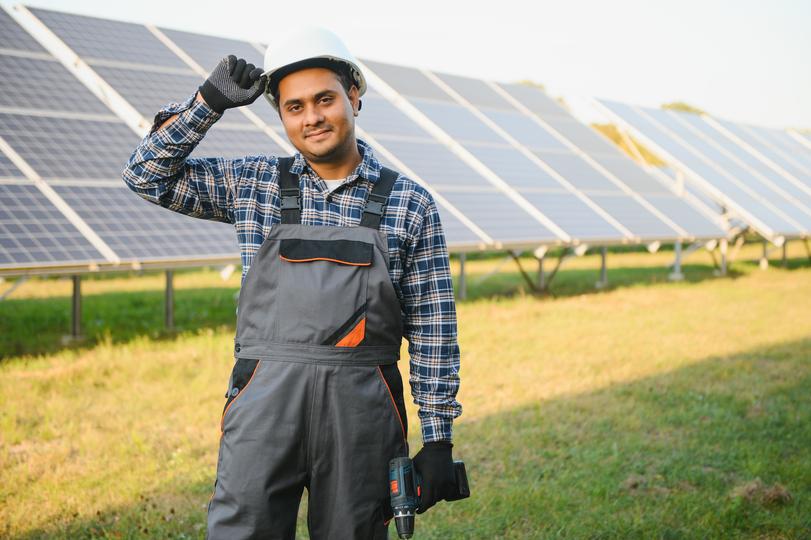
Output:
left=1, top=244, right=810, bottom=538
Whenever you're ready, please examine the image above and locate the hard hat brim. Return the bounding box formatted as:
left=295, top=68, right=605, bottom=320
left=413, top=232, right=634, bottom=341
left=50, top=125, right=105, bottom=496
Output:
left=262, top=56, right=366, bottom=109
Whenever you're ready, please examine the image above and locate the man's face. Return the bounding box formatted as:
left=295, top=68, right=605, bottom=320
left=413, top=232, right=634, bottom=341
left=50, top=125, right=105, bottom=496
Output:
left=277, top=67, right=360, bottom=165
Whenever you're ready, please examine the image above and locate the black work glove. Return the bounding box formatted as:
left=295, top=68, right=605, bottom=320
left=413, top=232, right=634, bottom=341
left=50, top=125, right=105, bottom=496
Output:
left=413, top=441, right=456, bottom=514
left=198, top=55, right=266, bottom=114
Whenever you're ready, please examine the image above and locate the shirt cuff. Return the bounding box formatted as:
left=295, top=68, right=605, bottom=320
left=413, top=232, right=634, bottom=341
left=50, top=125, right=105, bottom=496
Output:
left=149, top=91, right=222, bottom=136
left=420, top=415, right=453, bottom=444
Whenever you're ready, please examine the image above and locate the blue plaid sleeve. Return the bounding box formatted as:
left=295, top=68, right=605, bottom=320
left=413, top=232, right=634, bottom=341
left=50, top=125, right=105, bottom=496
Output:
left=122, top=91, right=247, bottom=224
left=400, top=192, right=462, bottom=444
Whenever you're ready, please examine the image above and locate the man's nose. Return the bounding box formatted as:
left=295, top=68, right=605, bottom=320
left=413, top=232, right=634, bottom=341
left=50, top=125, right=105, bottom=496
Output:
left=303, top=105, right=325, bottom=126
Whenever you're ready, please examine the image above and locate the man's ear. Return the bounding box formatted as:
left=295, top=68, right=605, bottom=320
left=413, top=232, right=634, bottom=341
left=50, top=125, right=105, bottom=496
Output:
left=348, top=85, right=361, bottom=116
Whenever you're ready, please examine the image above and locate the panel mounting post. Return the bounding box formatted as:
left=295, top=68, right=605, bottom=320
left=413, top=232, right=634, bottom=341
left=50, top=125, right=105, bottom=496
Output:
left=165, top=270, right=174, bottom=330
left=669, top=241, right=685, bottom=281
left=596, top=246, right=608, bottom=289
left=457, top=253, right=467, bottom=300
left=71, top=275, right=82, bottom=339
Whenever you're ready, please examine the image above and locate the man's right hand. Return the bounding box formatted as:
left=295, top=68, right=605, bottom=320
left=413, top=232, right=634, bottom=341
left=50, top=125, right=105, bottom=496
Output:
left=198, top=55, right=266, bottom=114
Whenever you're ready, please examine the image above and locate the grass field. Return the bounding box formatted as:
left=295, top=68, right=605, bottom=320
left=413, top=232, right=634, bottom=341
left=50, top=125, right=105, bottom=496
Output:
left=1, top=242, right=810, bottom=539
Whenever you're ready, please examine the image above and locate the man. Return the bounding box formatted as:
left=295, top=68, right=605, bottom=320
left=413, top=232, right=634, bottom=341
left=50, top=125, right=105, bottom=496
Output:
left=122, top=26, right=462, bottom=539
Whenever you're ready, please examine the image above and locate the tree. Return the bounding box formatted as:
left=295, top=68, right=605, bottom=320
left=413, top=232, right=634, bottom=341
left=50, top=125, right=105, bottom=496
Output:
left=661, top=101, right=707, bottom=115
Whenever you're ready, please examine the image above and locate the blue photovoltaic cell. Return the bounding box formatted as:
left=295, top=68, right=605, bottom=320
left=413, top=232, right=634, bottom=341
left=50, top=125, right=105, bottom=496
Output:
left=361, top=59, right=452, bottom=102
left=520, top=191, right=623, bottom=241
left=0, top=113, right=139, bottom=180
left=0, top=9, right=46, bottom=52
left=438, top=190, right=558, bottom=243
left=479, top=108, right=569, bottom=152
left=159, top=27, right=263, bottom=74
left=591, top=155, right=671, bottom=195
left=432, top=205, right=483, bottom=246
left=641, top=194, right=723, bottom=238
left=53, top=185, right=238, bottom=261
left=0, top=55, right=113, bottom=115
left=373, top=138, right=492, bottom=189
left=586, top=194, right=677, bottom=239
left=533, top=152, right=619, bottom=192
left=600, top=100, right=804, bottom=235
left=540, top=115, right=619, bottom=156
left=0, top=152, right=24, bottom=178
left=411, top=98, right=505, bottom=144
left=358, top=92, right=431, bottom=139
left=434, top=72, right=512, bottom=109
left=31, top=8, right=187, bottom=69
left=0, top=184, right=102, bottom=267
left=462, top=143, right=562, bottom=190
left=498, top=82, right=569, bottom=118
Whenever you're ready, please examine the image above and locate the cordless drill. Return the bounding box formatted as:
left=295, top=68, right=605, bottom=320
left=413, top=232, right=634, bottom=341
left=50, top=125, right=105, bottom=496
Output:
left=388, top=456, right=470, bottom=539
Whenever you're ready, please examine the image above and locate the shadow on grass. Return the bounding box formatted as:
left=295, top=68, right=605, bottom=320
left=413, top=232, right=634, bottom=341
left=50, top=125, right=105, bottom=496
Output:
left=0, top=286, right=240, bottom=359
left=14, top=337, right=811, bottom=539
left=2, top=255, right=808, bottom=359
left=464, top=260, right=748, bottom=302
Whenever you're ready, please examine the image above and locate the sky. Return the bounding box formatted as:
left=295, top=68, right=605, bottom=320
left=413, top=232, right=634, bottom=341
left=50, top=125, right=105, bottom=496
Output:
left=9, top=0, right=811, bottom=129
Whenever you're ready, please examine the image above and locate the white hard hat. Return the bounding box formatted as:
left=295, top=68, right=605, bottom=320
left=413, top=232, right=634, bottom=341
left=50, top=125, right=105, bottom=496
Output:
left=262, top=26, right=366, bottom=109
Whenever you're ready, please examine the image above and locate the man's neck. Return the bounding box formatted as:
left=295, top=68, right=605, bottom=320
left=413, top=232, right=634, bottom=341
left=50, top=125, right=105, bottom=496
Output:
left=305, top=140, right=362, bottom=180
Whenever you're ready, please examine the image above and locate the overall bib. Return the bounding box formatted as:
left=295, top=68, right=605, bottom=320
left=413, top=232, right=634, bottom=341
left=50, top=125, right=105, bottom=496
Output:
left=207, top=158, right=409, bottom=540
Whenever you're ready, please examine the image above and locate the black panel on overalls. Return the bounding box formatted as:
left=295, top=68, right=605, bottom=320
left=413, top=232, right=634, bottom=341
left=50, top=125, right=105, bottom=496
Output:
left=207, top=157, right=408, bottom=540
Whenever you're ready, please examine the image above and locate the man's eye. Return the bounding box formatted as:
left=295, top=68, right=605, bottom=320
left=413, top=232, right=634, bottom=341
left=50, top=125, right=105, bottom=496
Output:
left=288, top=105, right=301, bottom=113
left=320, top=96, right=333, bottom=104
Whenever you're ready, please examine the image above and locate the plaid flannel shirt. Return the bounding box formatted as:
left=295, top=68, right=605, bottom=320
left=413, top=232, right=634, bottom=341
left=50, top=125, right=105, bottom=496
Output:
left=122, top=92, right=462, bottom=443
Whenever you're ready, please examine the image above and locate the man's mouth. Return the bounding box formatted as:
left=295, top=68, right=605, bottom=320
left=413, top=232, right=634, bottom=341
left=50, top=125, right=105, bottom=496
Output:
left=305, top=128, right=331, bottom=140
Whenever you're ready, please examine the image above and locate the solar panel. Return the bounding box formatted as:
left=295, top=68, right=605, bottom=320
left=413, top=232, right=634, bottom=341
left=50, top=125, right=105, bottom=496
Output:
left=677, top=114, right=811, bottom=212
left=599, top=99, right=804, bottom=237
left=366, top=62, right=637, bottom=242
left=717, top=121, right=811, bottom=185
left=30, top=7, right=187, bottom=69
left=647, top=109, right=811, bottom=230
left=0, top=113, right=139, bottom=180
left=0, top=9, right=45, bottom=52
left=493, top=83, right=727, bottom=240
left=0, top=55, right=114, bottom=115
left=52, top=185, right=237, bottom=262
left=0, top=183, right=102, bottom=267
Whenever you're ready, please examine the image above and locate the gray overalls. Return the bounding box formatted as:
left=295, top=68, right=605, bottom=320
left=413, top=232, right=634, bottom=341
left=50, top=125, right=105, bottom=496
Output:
left=207, top=158, right=409, bottom=539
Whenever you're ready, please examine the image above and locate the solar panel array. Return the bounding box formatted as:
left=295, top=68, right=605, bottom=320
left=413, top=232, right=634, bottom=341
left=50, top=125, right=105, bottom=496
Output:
left=0, top=7, right=238, bottom=273
left=597, top=100, right=811, bottom=241
left=19, top=5, right=808, bottom=277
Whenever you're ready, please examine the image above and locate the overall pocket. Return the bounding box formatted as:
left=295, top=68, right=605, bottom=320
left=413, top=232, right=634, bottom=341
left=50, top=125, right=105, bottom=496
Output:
left=274, top=238, right=373, bottom=346
left=221, top=358, right=260, bottom=429
left=377, top=362, right=408, bottom=448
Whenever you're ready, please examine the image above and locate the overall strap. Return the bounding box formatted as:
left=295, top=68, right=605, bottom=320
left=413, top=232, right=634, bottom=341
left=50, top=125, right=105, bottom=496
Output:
left=360, top=167, right=399, bottom=230
left=277, top=156, right=300, bottom=225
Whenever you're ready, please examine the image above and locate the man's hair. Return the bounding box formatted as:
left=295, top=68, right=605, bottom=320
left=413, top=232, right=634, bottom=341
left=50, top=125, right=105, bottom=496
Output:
left=272, top=66, right=354, bottom=109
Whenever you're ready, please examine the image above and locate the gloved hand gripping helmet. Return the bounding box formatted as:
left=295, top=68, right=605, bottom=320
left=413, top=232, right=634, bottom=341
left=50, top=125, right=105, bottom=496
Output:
left=262, top=26, right=367, bottom=110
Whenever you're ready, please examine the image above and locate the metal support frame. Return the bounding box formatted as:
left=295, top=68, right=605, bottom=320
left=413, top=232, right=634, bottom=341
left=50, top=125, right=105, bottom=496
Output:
left=457, top=254, right=467, bottom=300
left=71, top=275, right=81, bottom=339
left=536, top=255, right=546, bottom=290
left=165, top=270, right=174, bottom=330
left=507, top=251, right=539, bottom=294
left=669, top=241, right=685, bottom=281
left=595, top=247, right=608, bottom=289
left=719, top=239, right=728, bottom=276
left=760, top=240, right=769, bottom=270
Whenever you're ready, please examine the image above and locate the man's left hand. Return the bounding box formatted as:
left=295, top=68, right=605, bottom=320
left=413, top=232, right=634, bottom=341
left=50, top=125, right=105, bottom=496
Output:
left=413, top=441, right=456, bottom=514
